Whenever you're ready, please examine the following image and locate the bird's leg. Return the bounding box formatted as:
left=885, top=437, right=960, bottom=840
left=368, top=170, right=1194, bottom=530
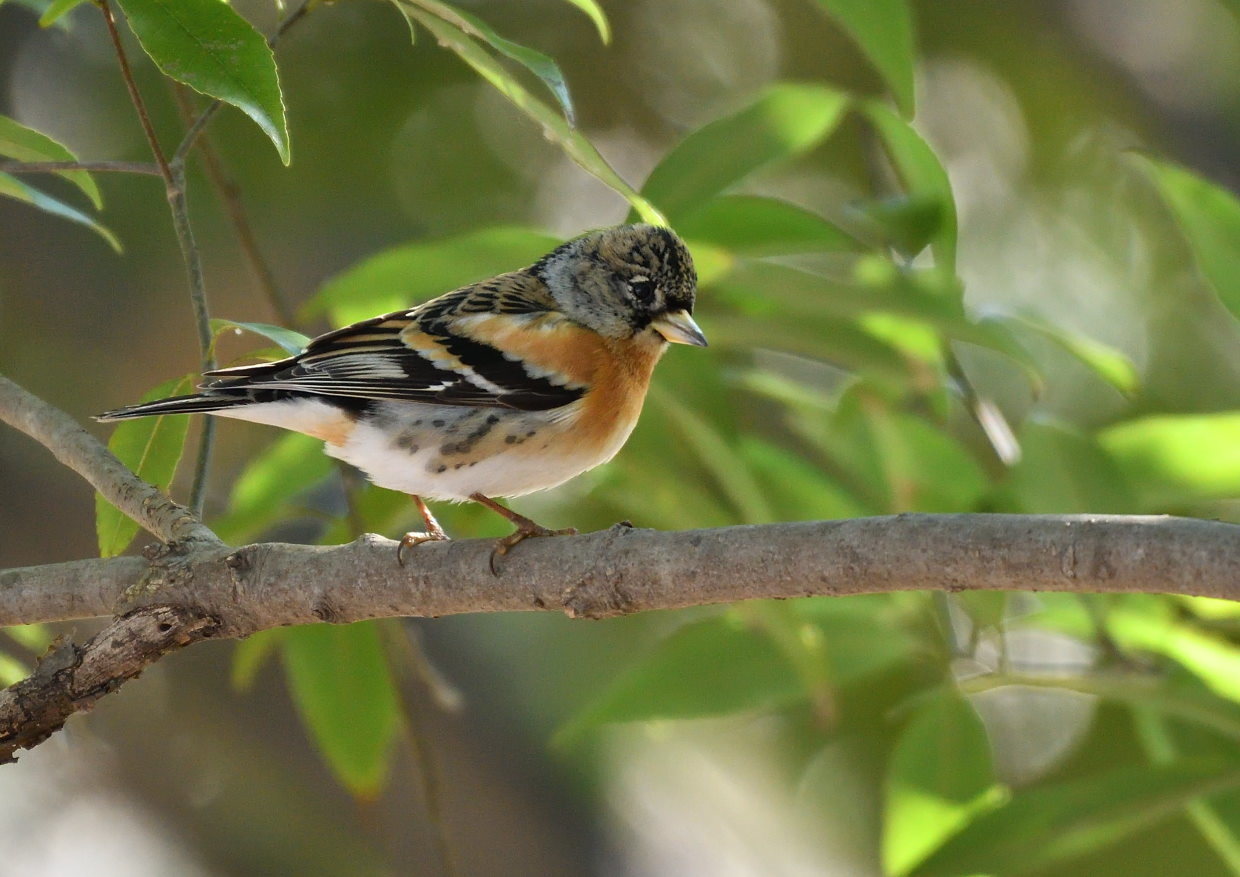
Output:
left=397, top=495, right=451, bottom=566
left=470, top=493, right=577, bottom=573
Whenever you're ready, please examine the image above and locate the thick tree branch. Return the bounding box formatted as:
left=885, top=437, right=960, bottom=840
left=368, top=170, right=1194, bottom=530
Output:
left=0, top=374, right=219, bottom=547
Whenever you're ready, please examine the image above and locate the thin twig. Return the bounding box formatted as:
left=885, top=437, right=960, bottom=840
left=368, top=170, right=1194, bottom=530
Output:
left=99, top=0, right=172, bottom=180
left=171, top=86, right=295, bottom=325
left=0, top=160, right=163, bottom=176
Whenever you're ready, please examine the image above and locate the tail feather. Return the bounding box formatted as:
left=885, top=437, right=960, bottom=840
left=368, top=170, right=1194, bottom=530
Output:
left=95, top=392, right=251, bottom=422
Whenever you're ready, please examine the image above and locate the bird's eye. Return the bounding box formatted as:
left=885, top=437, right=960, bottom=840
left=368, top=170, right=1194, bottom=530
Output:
left=628, top=276, right=656, bottom=303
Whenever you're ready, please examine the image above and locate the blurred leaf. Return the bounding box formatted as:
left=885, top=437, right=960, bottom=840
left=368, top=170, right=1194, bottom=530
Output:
left=211, top=432, right=333, bottom=544
left=1134, top=709, right=1240, bottom=876
left=38, top=0, right=87, bottom=26
left=0, top=652, right=27, bottom=687
left=95, top=375, right=193, bottom=557
left=0, top=114, right=101, bottom=208
left=232, top=628, right=285, bottom=692
left=1134, top=155, right=1240, bottom=322
left=559, top=605, right=918, bottom=746
left=918, top=761, right=1240, bottom=876
left=998, top=419, right=1136, bottom=514
left=113, top=0, right=290, bottom=164
left=3, top=623, right=52, bottom=652
left=739, top=436, right=869, bottom=520
left=994, top=314, right=1139, bottom=396
left=884, top=689, right=1003, bottom=875
left=1100, top=413, right=1240, bottom=510
left=641, top=83, right=849, bottom=222
left=559, top=0, right=609, bottom=43
left=401, top=6, right=664, bottom=223
left=862, top=102, right=957, bottom=272
left=817, top=0, right=916, bottom=117
left=0, top=172, right=119, bottom=251
left=1106, top=604, right=1240, bottom=704
left=958, top=591, right=1008, bottom=632
left=851, top=192, right=944, bottom=258
left=307, top=226, right=559, bottom=328
left=414, top=0, right=577, bottom=125
left=679, top=195, right=863, bottom=256
left=211, top=318, right=310, bottom=356
left=282, top=622, right=401, bottom=799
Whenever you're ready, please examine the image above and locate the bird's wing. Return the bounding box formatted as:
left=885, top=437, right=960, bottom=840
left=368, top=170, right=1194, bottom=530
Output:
left=203, top=274, right=589, bottom=411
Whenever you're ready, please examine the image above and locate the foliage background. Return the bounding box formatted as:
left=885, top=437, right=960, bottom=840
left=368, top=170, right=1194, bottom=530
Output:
left=2, top=0, right=1240, bottom=874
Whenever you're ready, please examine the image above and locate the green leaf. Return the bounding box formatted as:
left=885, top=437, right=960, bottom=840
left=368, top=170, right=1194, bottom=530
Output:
left=1107, top=605, right=1240, bottom=704
left=739, top=436, right=869, bottom=520
left=38, top=0, right=87, bottom=26
left=1099, top=413, right=1240, bottom=510
left=95, top=375, right=193, bottom=557
left=0, top=652, right=28, bottom=687
left=282, top=622, right=401, bottom=798
left=3, top=623, right=53, bottom=652
left=995, top=314, right=1139, bottom=396
left=556, top=616, right=801, bottom=747
left=918, top=761, right=1240, bottom=876
left=113, top=0, right=290, bottom=164
left=232, top=628, right=284, bottom=691
left=0, top=172, right=119, bottom=251
left=307, top=226, right=560, bottom=328
left=640, top=83, right=849, bottom=222
left=678, top=195, right=864, bottom=256
left=999, top=419, right=1136, bottom=514
left=1134, top=155, right=1240, bottom=322
left=862, top=101, right=957, bottom=272
left=399, top=4, right=663, bottom=223
left=416, top=0, right=576, bottom=125
left=0, top=115, right=101, bottom=208
left=211, top=318, right=310, bottom=356
left=559, top=0, right=610, bottom=43
left=817, top=0, right=916, bottom=117
left=851, top=192, right=945, bottom=258
left=211, top=432, right=333, bottom=544
left=883, top=690, right=1003, bottom=875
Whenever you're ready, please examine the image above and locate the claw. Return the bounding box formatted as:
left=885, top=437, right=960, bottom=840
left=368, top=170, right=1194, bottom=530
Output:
left=488, top=524, right=578, bottom=575
left=397, top=530, right=450, bottom=566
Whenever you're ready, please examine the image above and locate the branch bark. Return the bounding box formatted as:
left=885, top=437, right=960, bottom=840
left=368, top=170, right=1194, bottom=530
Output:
left=4, top=373, right=1240, bottom=762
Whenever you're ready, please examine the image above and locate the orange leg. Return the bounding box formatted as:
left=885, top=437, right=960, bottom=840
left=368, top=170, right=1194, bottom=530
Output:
left=397, top=495, right=451, bottom=566
left=469, top=493, right=577, bottom=574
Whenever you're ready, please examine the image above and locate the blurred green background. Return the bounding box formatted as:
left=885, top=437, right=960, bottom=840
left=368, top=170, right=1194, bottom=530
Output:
left=3, top=0, right=1240, bottom=874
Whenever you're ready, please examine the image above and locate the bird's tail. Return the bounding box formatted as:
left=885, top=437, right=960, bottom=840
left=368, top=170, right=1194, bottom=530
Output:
left=95, top=392, right=250, bottom=422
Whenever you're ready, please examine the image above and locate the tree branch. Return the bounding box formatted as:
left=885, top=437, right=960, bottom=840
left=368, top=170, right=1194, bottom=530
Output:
left=0, top=374, right=219, bottom=547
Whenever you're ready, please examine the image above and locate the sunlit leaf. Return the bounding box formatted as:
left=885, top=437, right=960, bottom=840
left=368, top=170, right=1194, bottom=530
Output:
left=1100, top=413, right=1240, bottom=510
left=113, top=0, right=290, bottom=164
left=399, top=5, right=663, bottom=223
left=559, top=0, right=609, bottom=43
left=0, top=172, right=119, bottom=251
left=918, top=761, right=1240, bottom=876
left=95, top=375, right=193, bottom=557
left=282, top=622, right=401, bottom=798
left=210, top=318, right=310, bottom=356
left=862, top=101, right=957, bottom=272
left=678, top=195, right=863, bottom=256
left=884, top=689, right=1004, bottom=875
left=1134, top=155, right=1240, bottom=322
left=0, top=114, right=101, bottom=208
left=211, top=432, right=333, bottom=544
left=1106, top=603, right=1240, bottom=704
left=739, top=436, right=869, bottom=520
left=2, top=623, right=53, bottom=652
left=415, top=0, right=576, bottom=124
left=817, top=0, right=916, bottom=117
left=850, top=192, right=944, bottom=258
left=994, top=314, right=1139, bottom=396
left=38, top=0, right=87, bottom=26
left=640, top=83, right=849, bottom=222
left=0, top=652, right=27, bottom=687
left=232, top=628, right=285, bottom=692
left=307, top=226, right=559, bottom=328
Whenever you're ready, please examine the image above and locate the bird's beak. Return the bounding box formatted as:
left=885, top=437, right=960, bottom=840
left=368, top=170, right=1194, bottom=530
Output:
left=651, top=309, right=708, bottom=347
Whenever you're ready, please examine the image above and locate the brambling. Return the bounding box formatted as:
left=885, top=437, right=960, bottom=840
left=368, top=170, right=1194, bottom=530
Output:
left=98, top=224, right=706, bottom=567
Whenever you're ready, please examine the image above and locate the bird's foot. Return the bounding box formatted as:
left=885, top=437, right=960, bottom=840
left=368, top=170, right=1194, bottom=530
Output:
left=489, top=523, right=578, bottom=575
left=397, top=529, right=450, bottom=566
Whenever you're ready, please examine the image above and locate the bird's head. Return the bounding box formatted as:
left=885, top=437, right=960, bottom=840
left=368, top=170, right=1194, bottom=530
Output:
left=535, top=224, right=707, bottom=347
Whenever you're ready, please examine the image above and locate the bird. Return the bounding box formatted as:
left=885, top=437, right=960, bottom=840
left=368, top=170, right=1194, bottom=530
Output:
left=97, top=223, right=706, bottom=569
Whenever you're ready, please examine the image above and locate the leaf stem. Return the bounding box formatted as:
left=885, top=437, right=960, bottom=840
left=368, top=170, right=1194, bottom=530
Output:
left=99, top=0, right=172, bottom=181
left=0, top=160, right=163, bottom=176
